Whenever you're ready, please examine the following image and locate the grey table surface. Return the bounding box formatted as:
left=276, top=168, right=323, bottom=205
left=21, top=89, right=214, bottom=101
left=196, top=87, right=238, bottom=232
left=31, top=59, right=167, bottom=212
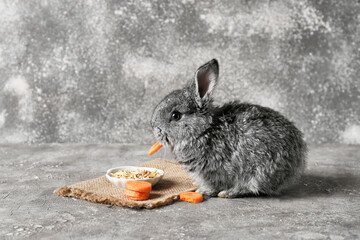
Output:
left=0, top=144, right=359, bottom=240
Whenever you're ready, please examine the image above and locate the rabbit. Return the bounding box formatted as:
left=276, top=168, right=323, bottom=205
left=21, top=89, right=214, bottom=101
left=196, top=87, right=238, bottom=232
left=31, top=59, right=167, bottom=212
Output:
left=150, top=59, right=307, bottom=198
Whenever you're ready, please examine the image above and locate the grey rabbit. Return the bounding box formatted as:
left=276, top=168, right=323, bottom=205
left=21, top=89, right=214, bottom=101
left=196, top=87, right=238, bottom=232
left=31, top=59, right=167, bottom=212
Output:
left=151, top=59, right=307, bottom=197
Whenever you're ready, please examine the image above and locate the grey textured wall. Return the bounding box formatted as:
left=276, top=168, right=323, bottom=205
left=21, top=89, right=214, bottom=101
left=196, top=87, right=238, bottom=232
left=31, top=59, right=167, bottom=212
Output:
left=0, top=0, right=359, bottom=144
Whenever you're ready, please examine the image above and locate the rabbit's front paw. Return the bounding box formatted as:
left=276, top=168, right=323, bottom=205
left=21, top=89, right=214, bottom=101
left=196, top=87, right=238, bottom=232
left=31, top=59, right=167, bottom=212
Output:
left=218, top=188, right=252, bottom=198
left=217, top=190, right=233, bottom=198
left=196, top=188, right=218, bottom=197
left=217, top=189, right=245, bottom=198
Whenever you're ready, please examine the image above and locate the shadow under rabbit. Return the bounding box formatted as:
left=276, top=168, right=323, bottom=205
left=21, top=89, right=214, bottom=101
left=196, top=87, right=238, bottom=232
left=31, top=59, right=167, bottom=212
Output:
left=209, top=173, right=360, bottom=199
left=278, top=173, right=360, bottom=199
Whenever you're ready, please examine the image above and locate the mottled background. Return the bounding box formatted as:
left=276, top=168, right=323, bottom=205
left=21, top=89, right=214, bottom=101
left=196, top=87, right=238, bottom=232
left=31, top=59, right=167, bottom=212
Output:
left=0, top=0, right=359, bottom=144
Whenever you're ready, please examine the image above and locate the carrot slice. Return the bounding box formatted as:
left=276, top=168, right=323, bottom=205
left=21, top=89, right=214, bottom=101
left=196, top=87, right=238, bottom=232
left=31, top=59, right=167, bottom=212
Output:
left=148, top=142, right=162, bottom=156
left=124, top=189, right=150, bottom=199
left=128, top=195, right=149, bottom=201
left=180, top=192, right=203, bottom=203
left=126, top=181, right=152, bottom=193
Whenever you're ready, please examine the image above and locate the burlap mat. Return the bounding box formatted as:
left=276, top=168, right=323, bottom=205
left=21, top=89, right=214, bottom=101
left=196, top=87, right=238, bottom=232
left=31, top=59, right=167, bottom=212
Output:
left=54, top=158, right=197, bottom=209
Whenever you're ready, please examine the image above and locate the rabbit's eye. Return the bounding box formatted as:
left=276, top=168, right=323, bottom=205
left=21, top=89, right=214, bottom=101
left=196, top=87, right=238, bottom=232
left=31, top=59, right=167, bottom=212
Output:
left=170, top=111, right=182, bottom=121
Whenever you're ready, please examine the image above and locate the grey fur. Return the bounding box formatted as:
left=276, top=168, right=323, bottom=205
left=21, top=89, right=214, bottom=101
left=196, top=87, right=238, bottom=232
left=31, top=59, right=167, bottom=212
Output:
left=151, top=59, right=307, bottom=197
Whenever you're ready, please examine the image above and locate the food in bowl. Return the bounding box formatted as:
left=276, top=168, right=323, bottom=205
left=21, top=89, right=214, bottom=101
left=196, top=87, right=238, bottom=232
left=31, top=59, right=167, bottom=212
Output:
left=106, top=166, right=164, bottom=189
left=109, top=169, right=160, bottom=180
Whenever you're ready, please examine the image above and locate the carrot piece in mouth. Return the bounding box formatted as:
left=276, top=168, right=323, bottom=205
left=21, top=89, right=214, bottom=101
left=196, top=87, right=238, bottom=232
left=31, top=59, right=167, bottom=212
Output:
left=148, top=142, right=163, bottom=156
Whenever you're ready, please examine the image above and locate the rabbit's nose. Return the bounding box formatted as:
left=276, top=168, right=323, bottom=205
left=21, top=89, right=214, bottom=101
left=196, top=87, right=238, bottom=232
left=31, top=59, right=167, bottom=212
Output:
left=155, top=127, right=165, bottom=137
left=155, top=127, right=162, bottom=134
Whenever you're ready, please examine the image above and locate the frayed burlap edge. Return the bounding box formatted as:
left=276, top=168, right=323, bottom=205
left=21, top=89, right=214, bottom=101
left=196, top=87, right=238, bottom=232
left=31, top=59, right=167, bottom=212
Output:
left=54, top=186, right=190, bottom=209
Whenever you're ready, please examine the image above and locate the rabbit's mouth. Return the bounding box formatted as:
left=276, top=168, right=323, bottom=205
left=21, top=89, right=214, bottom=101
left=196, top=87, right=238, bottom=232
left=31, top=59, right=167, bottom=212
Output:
left=156, top=131, right=172, bottom=147
left=165, top=135, right=171, bottom=146
left=160, top=134, right=172, bottom=147
left=164, top=135, right=175, bottom=152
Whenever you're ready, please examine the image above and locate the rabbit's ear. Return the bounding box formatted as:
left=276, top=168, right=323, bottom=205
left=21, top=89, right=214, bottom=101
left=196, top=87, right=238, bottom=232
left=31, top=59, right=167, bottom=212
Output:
left=192, top=59, right=219, bottom=107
